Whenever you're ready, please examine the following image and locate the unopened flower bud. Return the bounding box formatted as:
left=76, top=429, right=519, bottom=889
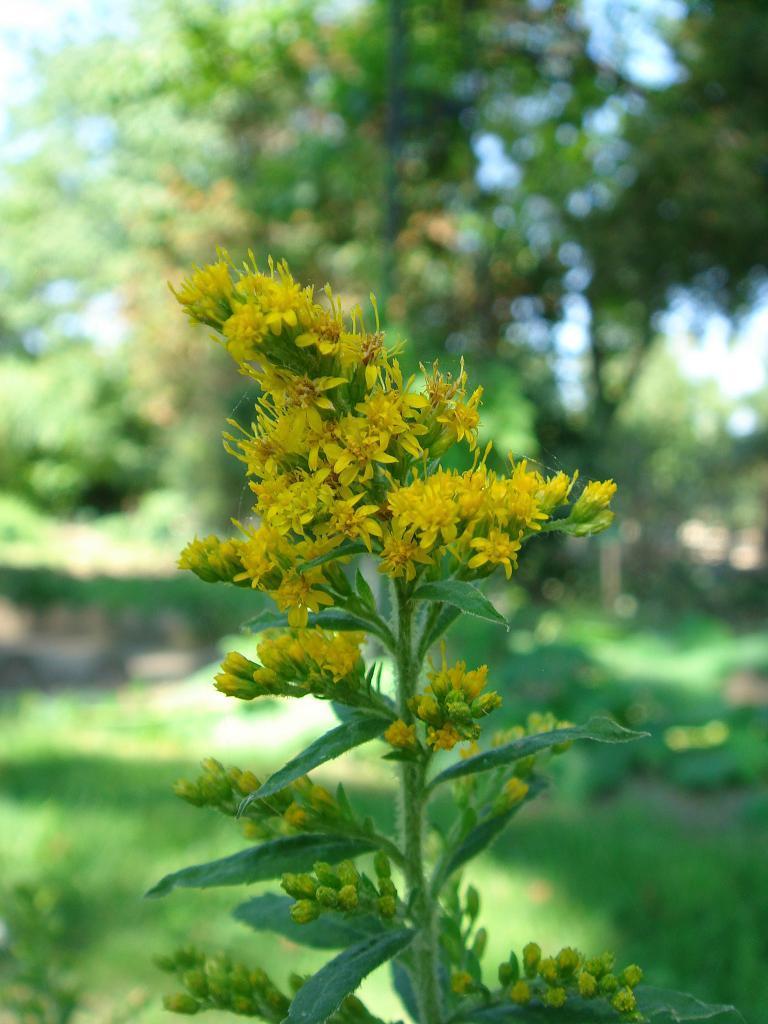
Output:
left=374, top=851, right=391, bottom=878
left=578, top=971, right=598, bottom=998
left=281, top=873, right=316, bottom=899
left=315, top=885, right=339, bottom=908
left=338, top=884, right=359, bottom=911
left=611, top=988, right=638, bottom=1014
left=543, top=987, right=566, bottom=1008
left=379, top=878, right=396, bottom=898
left=182, top=970, right=208, bottom=998
left=621, top=964, right=643, bottom=988
left=377, top=895, right=396, bottom=918
left=465, top=885, right=480, bottom=918
left=163, top=994, right=200, bottom=1015
left=337, top=861, right=360, bottom=887
left=290, top=900, right=321, bottom=924
left=599, top=973, right=619, bottom=994
left=523, top=942, right=541, bottom=977
left=473, top=927, right=488, bottom=959
left=313, top=862, right=341, bottom=888
left=509, top=980, right=531, bottom=1005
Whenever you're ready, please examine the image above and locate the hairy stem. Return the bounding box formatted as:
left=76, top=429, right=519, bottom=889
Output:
left=396, top=584, right=442, bottom=1024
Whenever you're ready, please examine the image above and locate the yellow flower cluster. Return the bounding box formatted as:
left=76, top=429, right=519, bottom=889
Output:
left=173, top=254, right=616, bottom=629
left=402, top=649, right=502, bottom=751
left=282, top=851, right=398, bottom=925
left=214, top=629, right=365, bottom=702
left=499, top=943, right=643, bottom=1020
left=173, top=758, right=348, bottom=840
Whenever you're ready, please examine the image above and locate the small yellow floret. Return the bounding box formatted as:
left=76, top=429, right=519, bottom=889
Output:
left=384, top=720, right=418, bottom=750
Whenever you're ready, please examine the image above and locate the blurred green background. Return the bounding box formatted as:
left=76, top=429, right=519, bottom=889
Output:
left=0, top=1, right=766, bottom=1022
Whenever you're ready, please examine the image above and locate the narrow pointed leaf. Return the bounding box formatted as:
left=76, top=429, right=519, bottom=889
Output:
left=146, top=834, right=377, bottom=898
left=413, top=580, right=508, bottom=629
left=430, top=717, right=647, bottom=789
left=355, top=569, right=377, bottom=610
left=298, top=541, right=369, bottom=571
left=391, top=961, right=421, bottom=1022
left=233, top=893, right=384, bottom=949
left=453, top=987, right=743, bottom=1023
left=246, top=714, right=389, bottom=803
left=284, top=929, right=415, bottom=1024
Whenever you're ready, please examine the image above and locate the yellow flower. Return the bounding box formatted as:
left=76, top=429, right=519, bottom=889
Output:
left=468, top=529, right=521, bottom=578
left=426, top=723, right=462, bottom=751
left=171, top=257, right=233, bottom=326
left=384, top=720, right=417, bottom=750
left=273, top=572, right=335, bottom=628
left=509, top=980, right=531, bottom=1005
left=222, top=301, right=268, bottom=362
left=571, top=479, right=617, bottom=522
left=503, top=777, right=530, bottom=807
left=378, top=524, right=433, bottom=581
left=178, top=535, right=245, bottom=584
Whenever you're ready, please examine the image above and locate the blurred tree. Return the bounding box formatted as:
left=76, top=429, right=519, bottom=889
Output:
left=0, top=0, right=766, bottom=544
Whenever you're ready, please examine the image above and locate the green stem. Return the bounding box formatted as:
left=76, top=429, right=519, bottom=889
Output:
left=395, top=583, right=442, bottom=1024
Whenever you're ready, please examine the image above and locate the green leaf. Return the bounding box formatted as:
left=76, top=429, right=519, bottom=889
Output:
left=298, top=541, right=369, bottom=571
left=429, top=717, right=647, bottom=789
left=637, top=987, right=745, bottom=1022
left=355, top=569, right=376, bottom=610
left=284, top=929, right=415, bottom=1024
left=145, top=834, right=377, bottom=898
left=391, top=960, right=421, bottom=1021
left=233, top=893, right=385, bottom=949
left=432, top=780, right=546, bottom=891
left=452, top=987, right=743, bottom=1023
left=245, top=714, right=389, bottom=803
left=413, top=580, right=508, bottom=629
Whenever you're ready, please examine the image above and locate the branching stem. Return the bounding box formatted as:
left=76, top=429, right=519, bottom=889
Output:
left=395, top=582, right=442, bottom=1024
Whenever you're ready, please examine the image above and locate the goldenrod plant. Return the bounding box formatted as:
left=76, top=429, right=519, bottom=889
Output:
left=149, top=254, right=741, bottom=1024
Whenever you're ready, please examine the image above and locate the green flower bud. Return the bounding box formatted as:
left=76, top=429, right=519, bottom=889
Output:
left=498, top=962, right=515, bottom=986
left=337, top=860, right=360, bottom=887
left=230, top=964, right=251, bottom=995
left=315, top=885, right=339, bottom=908
left=289, top=973, right=307, bottom=993
left=291, top=899, right=321, bottom=924
left=338, top=884, right=359, bottom=911
left=379, top=878, right=397, bottom=897
left=374, top=851, right=391, bottom=878
left=313, top=862, right=341, bottom=888
left=164, top=994, right=200, bottom=1015
left=250, top=968, right=269, bottom=990
left=471, top=693, right=502, bottom=718
left=281, top=873, right=317, bottom=899
left=377, top=895, right=396, bottom=918
left=612, top=988, right=638, bottom=1014
left=620, top=964, right=643, bottom=988
left=599, top=973, right=619, bottom=995
left=182, top=970, right=208, bottom=998
left=473, top=927, right=488, bottom=959
left=232, top=996, right=257, bottom=1015
left=543, top=987, right=566, bottom=1008
left=465, top=885, right=480, bottom=919
left=538, top=957, right=558, bottom=985
left=556, top=946, right=581, bottom=978
left=523, top=942, right=541, bottom=977
left=154, top=954, right=177, bottom=973
left=577, top=971, right=598, bottom=998
left=509, top=980, right=531, bottom=1005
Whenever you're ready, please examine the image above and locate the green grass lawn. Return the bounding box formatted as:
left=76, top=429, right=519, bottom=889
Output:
left=1, top=652, right=766, bottom=1024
